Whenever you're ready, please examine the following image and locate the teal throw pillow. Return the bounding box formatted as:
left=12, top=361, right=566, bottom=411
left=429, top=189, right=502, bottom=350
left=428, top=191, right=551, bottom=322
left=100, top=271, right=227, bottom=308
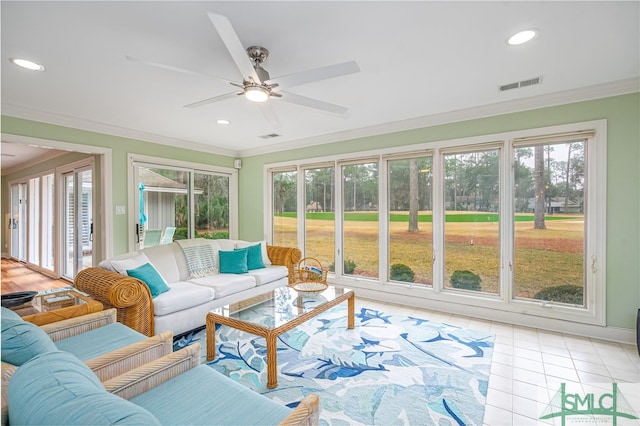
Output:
left=126, top=263, right=170, bottom=298
left=1, top=317, right=57, bottom=366
left=219, top=248, right=248, bottom=274
left=235, top=243, right=265, bottom=270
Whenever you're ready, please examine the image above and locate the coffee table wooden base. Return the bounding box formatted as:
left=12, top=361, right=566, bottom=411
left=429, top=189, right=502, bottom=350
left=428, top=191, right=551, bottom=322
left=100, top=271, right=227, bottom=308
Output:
left=206, top=290, right=354, bottom=389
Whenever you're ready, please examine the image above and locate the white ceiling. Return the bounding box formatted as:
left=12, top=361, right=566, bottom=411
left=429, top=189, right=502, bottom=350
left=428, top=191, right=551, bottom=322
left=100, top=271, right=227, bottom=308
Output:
left=2, top=1, right=639, bottom=162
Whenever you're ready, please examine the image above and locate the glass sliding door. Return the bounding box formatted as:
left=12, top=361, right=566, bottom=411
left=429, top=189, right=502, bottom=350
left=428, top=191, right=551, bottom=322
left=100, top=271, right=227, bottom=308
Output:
left=193, top=172, right=229, bottom=239
left=62, top=167, right=93, bottom=279
left=134, top=162, right=235, bottom=248
left=27, top=177, right=40, bottom=266
left=41, top=174, right=55, bottom=271
left=136, top=166, right=189, bottom=247
left=341, top=161, right=379, bottom=278
left=9, top=183, right=27, bottom=261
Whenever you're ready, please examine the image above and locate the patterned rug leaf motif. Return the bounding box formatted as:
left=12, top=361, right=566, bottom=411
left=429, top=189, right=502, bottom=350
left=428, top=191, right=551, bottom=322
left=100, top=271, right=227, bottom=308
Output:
left=175, top=307, right=494, bottom=426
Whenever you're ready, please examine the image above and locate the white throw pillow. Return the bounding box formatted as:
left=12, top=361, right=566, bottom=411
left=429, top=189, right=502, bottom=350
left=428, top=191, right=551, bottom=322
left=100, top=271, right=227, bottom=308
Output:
left=236, top=240, right=271, bottom=266
left=111, top=253, right=151, bottom=276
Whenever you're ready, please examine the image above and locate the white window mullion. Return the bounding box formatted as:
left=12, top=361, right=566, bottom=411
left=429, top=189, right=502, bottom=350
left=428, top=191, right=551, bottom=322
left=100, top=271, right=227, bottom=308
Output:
left=378, top=157, right=388, bottom=284
left=431, top=149, right=444, bottom=293
left=501, top=142, right=514, bottom=302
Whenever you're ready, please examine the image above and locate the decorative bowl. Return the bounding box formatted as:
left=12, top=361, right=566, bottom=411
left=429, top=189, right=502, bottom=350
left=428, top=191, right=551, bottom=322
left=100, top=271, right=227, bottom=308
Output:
left=292, top=281, right=328, bottom=296
left=1, top=291, right=38, bottom=308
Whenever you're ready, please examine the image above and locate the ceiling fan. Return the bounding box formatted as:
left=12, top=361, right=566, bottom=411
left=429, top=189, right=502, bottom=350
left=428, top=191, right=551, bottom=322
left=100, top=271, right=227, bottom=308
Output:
left=127, top=13, right=360, bottom=127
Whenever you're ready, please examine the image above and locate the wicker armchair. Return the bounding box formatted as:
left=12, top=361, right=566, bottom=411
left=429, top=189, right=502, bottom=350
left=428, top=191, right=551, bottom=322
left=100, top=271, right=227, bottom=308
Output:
left=75, top=244, right=302, bottom=337
left=1, top=310, right=173, bottom=425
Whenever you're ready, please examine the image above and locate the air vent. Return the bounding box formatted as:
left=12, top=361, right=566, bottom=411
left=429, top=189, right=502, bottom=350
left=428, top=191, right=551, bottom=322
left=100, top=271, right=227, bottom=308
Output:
left=499, top=76, right=543, bottom=92
left=259, top=133, right=281, bottom=139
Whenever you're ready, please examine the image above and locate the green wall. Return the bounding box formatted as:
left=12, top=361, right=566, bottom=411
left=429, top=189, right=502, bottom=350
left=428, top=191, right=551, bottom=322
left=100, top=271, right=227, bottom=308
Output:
left=2, top=93, right=639, bottom=329
left=239, top=93, right=640, bottom=330
left=1, top=117, right=235, bottom=255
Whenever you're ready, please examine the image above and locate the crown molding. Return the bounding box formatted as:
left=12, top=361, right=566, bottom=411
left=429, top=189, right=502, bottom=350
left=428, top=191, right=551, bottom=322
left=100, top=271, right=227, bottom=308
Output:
left=240, top=78, right=640, bottom=157
left=1, top=104, right=239, bottom=158
left=2, top=78, right=638, bottom=160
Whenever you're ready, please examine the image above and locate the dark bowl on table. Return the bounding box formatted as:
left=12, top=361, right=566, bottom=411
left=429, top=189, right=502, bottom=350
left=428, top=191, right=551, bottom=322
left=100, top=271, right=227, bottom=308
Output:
left=1, top=291, right=38, bottom=308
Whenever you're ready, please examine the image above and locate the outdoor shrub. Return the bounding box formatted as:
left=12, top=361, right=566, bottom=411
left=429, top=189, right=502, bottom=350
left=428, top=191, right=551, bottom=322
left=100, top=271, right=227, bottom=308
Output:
left=344, top=259, right=356, bottom=274
left=450, top=270, right=482, bottom=291
left=534, top=285, right=583, bottom=305
left=390, top=264, right=415, bottom=283
left=174, top=227, right=188, bottom=240
left=327, top=259, right=356, bottom=274
left=212, top=231, right=229, bottom=239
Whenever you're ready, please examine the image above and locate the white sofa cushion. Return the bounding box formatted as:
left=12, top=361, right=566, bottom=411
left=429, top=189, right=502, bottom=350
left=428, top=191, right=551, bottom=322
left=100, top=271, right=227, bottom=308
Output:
left=188, top=274, right=256, bottom=299
left=152, top=281, right=215, bottom=316
left=142, top=243, right=186, bottom=283
left=110, top=253, right=151, bottom=275
left=247, top=265, right=288, bottom=286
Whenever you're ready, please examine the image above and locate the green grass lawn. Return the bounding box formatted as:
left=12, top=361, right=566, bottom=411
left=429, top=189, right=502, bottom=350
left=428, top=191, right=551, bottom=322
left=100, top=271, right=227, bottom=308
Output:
left=274, top=211, right=584, bottom=302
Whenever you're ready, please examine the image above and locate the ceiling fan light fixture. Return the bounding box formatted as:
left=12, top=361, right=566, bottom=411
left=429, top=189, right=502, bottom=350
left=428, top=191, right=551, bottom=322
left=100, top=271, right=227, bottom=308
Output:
left=244, top=85, right=269, bottom=103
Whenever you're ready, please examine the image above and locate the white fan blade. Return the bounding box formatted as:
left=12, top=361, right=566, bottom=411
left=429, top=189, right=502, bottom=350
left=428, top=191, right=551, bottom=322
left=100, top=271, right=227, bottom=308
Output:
left=207, top=13, right=261, bottom=84
left=279, top=90, right=349, bottom=115
left=125, top=56, right=232, bottom=83
left=267, top=61, right=360, bottom=88
left=184, top=91, right=239, bottom=108
left=257, top=102, right=281, bottom=128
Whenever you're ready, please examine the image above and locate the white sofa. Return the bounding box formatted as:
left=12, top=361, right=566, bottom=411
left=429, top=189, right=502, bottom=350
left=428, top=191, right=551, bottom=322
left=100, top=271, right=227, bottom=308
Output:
left=74, top=239, right=301, bottom=336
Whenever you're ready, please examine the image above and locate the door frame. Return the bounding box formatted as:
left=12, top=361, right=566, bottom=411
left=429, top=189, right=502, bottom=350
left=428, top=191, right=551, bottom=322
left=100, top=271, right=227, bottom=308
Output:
left=2, top=134, right=113, bottom=264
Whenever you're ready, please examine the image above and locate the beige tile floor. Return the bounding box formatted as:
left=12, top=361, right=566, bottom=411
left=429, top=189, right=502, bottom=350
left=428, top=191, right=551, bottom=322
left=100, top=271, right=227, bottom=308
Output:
left=356, top=297, right=640, bottom=426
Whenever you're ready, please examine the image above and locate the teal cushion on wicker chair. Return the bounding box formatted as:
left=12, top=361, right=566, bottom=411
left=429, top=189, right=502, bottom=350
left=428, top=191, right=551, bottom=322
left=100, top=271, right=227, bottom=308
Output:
left=1, top=317, right=57, bottom=366
left=8, top=351, right=160, bottom=425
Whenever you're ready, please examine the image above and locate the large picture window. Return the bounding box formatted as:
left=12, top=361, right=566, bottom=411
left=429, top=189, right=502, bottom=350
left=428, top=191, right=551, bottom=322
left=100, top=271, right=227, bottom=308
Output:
left=266, top=121, right=606, bottom=326
left=388, top=156, right=433, bottom=286
left=443, top=148, right=500, bottom=295
left=513, top=139, right=586, bottom=306
left=272, top=169, right=297, bottom=247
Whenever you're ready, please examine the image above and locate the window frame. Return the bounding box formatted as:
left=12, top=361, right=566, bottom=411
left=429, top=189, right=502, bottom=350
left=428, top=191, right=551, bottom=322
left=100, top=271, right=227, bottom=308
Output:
left=264, top=119, right=606, bottom=326
left=128, top=154, right=238, bottom=251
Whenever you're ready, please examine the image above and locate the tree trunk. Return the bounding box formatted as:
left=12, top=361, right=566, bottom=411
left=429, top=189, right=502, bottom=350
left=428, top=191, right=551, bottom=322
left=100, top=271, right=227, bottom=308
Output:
left=564, top=143, right=573, bottom=213
left=534, top=145, right=547, bottom=229
left=408, top=159, right=420, bottom=232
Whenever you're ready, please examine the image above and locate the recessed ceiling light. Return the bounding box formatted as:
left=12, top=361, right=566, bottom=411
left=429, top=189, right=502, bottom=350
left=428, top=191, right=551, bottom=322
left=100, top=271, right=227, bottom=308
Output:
left=10, top=58, right=45, bottom=71
left=217, top=119, right=230, bottom=125
left=507, top=29, right=537, bottom=46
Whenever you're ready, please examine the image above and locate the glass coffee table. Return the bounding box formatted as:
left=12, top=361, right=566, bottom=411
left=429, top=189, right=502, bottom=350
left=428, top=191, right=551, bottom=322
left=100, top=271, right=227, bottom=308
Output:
left=206, top=285, right=354, bottom=389
left=7, top=288, right=103, bottom=326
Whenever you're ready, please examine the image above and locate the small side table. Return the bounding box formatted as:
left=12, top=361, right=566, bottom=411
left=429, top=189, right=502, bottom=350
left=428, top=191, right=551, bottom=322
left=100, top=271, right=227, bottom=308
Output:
left=8, top=288, right=103, bottom=326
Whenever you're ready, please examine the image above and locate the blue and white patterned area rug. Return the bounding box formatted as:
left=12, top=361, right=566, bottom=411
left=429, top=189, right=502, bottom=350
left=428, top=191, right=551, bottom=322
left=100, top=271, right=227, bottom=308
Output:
left=174, top=306, right=494, bottom=426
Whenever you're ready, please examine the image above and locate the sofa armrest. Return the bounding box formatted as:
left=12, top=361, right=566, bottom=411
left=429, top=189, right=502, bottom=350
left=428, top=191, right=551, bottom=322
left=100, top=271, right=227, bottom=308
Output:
left=85, top=331, right=173, bottom=382
left=103, top=343, right=201, bottom=400
left=278, top=394, right=320, bottom=426
left=267, top=245, right=302, bottom=284
left=1, top=362, right=17, bottom=426
left=74, top=267, right=155, bottom=336
left=40, top=309, right=117, bottom=341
